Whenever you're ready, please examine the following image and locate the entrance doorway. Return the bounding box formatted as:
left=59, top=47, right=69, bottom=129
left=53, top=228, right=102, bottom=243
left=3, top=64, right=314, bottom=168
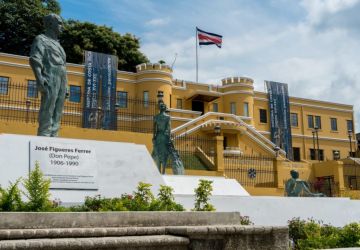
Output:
left=293, top=147, right=301, bottom=162
left=192, top=100, right=204, bottom=114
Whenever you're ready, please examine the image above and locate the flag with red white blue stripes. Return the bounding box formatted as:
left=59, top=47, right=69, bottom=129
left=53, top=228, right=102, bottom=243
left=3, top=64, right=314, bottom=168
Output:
left=197, top=27, right=223, bottom=48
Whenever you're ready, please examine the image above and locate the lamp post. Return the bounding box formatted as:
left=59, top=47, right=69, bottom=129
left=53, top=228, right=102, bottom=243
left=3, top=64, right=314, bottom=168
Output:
left=25, top=100, right=31, bottom=123
left=348, top=130, right=353, bottom=157
left=97, top=106, right=103, bottom=129
left=312, top=130, right=316, bottom=161
left=313, top=126, right=320, bottom=162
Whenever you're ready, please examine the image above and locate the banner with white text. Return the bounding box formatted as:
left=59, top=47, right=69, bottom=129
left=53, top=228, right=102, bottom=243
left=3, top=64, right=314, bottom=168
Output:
left=266, top=81, right=293, bottom=160
left=83, top=51, right=118, bottom=130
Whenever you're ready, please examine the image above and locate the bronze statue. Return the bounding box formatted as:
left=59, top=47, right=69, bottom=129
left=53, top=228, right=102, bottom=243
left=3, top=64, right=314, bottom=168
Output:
left=152, top=102, right=184, bottom=175
left=30, top=14, right=67, bottom=137
left=285, top=170, right=325, bottom=197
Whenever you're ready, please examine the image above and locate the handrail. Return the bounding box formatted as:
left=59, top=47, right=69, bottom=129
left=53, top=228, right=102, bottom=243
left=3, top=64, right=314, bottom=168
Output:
left=171, top=112, right=286, bottom=157
left=195, top=146, right=215, bottom=170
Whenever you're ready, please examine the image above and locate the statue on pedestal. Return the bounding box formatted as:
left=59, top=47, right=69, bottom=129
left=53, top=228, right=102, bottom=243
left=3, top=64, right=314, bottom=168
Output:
left=152, top=102, right=184, bottom=175
left=30, top=13, right=67, bottom=137
left=285, top=170, right=325, bottom=197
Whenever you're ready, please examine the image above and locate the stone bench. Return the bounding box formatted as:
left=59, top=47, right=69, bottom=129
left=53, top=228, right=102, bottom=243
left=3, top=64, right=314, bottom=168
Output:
left=0, top=212, right=289, bottom=249
left=0, top=212, right=241, bottom=229
left=0, top=235, right=189, bottom=250
left=0, top=227, right=166, bottom=240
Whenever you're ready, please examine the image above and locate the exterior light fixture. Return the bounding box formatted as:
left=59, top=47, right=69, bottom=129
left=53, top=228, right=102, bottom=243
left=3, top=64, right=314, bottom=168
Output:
left=214, top=125, right=221, bottom=135
left=274, top=146, right=280, bottom=157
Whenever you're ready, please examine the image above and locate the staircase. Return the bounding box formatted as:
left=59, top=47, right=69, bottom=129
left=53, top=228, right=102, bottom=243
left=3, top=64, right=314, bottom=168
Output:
left=171, top=112, right=286, bottom=158
left=0, top=212, right=289, bottom=250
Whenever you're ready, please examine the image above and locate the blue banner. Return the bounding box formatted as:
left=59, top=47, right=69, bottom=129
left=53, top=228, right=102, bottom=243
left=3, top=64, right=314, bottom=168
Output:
left=266, top=81, right=293, bottom=160
left=83, top=51, right=117, bottom=130
left=100, top=54, right=117, bottom=130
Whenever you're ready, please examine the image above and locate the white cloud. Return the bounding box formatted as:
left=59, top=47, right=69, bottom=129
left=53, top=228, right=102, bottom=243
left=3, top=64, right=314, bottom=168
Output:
left=145, top=18, right=170, bottom=27
left=139, top=1, right=360, bottom=130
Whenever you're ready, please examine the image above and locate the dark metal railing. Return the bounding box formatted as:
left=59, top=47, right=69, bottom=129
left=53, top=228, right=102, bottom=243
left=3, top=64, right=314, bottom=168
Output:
left=167, top=135, right=217, bottom=170
left=343, top=163, right=360, bottom=190
left=309, top=176, right=339, bottom=196
left=224, top=155, right=277, bottom=187
left=0, top=82, right=157, bottom=133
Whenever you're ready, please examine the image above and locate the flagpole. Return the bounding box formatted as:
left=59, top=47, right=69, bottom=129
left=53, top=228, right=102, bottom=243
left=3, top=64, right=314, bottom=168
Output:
left=196, top=27, right=198, bottom=83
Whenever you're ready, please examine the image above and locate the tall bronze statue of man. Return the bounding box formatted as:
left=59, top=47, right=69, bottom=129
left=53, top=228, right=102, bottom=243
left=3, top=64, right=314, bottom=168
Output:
left=30, top=14, right=67, bottom=137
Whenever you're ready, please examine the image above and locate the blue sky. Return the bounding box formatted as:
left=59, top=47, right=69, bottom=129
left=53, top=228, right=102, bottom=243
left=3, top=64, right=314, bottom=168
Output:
left=59, top=0, right=360, bottom=130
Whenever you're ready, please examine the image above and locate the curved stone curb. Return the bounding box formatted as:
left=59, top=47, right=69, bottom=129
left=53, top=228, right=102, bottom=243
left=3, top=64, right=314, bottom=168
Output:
left=0, top=227, right=166, bottom=240
left=0, top=235, right=190, bottom=250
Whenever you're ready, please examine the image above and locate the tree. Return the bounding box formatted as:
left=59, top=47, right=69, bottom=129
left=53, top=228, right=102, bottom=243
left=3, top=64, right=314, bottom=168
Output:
left=60, top=20, right=148, bottom=72
left=0, top=0, right=60, bottom=56
left=0, top=0, right=148, bottom=72
left=23, top=161, right=52, bottom=211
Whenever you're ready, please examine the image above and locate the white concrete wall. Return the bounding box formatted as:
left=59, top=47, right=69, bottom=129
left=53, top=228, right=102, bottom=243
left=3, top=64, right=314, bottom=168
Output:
left=163, top=175, right=249, bottom=196
left=174, top=195, right=360, bottom=227
left=0, top=134, right=165, bottom=203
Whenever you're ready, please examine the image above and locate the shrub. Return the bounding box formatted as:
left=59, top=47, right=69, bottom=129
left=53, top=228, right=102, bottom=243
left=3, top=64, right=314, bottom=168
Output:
left=0, top=179, right=23, bottom=211
left=77, top=195, right=127, bottom=212
left=193, top=179, right=215, bottom=211
left=23, top=162, right=52, bottom=211
left=337, top=223, right=360, bottom=248
left=150, top=185, right=185, bottom=211
left=288, top=218, right=360, bottom=249
left=131, top=182, right=155, bottom=211
left=288, top=217, right=307, bottom=247
left=71, top=183, right=184, bottom=212
left=239, top=215, right=253, bottom=225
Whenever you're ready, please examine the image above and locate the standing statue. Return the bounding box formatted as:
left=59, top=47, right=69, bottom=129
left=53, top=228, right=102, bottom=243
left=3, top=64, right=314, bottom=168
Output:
left=30, top=14, right=67, bottom=137
left=152, top=102, right=185, bottom=175
left=285, top=170, right=325, bottom=197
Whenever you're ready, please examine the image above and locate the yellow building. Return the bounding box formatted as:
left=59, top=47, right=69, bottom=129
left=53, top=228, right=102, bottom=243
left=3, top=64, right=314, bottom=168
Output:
left=0, top=52, right=357, bottom=196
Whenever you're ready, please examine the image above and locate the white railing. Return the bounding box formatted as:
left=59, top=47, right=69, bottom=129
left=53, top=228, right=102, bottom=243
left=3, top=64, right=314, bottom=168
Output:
left=171, top=112, right=286, bottom=157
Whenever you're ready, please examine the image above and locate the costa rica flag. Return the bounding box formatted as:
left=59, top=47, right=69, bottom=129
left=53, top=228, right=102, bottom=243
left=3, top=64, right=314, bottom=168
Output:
left=197, top=27, right=223, bottom=48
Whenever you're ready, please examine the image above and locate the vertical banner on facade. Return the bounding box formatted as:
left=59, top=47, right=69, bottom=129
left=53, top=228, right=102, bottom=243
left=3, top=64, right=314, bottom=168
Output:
left=83, top=51, right=100, bottom=129
left=101, top=54, right=118, bottom=130
left=265, top=81, right=293, bottom=160
left=83, top=51, right=117, bottom=130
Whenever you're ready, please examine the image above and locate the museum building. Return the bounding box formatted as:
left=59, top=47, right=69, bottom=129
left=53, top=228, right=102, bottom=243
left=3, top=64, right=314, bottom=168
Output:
left=0, top=52, right=358, bottom=196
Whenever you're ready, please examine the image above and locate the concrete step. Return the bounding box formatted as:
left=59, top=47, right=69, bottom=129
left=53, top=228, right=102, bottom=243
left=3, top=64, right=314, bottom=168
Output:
left=0, top=227, right=166, bottom=240
left=0, top=235, right=189, bottom=250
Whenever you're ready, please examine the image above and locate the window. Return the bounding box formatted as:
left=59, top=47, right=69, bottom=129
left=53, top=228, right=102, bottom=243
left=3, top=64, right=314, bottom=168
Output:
left=332, top=150, right=340, bottom=160
left=230, top=102, right=236, bottom=115
left=293, top=147, right=301, bottom=162
left=176, top=98, right=182, bottom=109
left=259, top=109, right=267, bottom=123
left=330, top=118, right=338, bottom=131
left=308, top=115, right=314, bottom=128
left=308, top=115, right=321, bottom=129
left=0, top=76, right=9, bottom=95
left=347, top=120, right=354, bottom=132
left=348, top=176, right=358, bottom=189
left=315, top=116, right=321, bottom=129
left=69, top=85, right=81, bottom=103
left=143, top=91, right=149, bottom=108
left=116, top=91, right=128, bottom=108
left=213, top=103, right=218, bottom=112
left=27, top=80, right=38, bottom=98
left=243, top=102, right=249, bottom=116
left=291, top=113, right=298, bottom=127
left=310, top=148, right=324, bottom=161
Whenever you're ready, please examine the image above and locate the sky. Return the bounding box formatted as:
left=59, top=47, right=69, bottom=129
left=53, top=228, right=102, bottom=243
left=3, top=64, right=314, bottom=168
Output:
left=59, top=0, right=360, bottom=130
